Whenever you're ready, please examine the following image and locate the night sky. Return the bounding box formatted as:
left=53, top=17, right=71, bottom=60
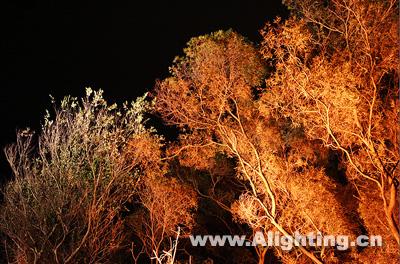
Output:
left=0, top=1, right=288, bottom=178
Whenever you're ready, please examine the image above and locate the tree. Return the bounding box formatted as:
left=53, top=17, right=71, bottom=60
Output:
left=155, top=30, right=356, bottom=263
left=260, top=0, right=399, bottom=258
left=1, top=89, right=152, bottom=263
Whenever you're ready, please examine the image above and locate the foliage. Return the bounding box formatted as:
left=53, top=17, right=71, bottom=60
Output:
left=155, top=30, right=355, bottom=263
left=1, top=1, right=399, bottom=263
left=125, top=133, right=198, bottom=261
left=260, top=0, right=399, bottom=260
left=155, top=1, right=400, bottom=262
left=1, top=88, right=152, bottom=263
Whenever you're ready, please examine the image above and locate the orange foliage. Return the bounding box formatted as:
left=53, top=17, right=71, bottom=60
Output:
left=155, top=1, right=399, bottom=262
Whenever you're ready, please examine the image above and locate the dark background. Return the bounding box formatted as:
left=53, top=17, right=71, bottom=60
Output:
left=0, top=0, right=288, bottom=180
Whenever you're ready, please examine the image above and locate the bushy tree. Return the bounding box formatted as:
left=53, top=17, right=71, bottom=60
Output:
left=155, top=30, right=360, bottom=263
left=1, top=89, right=153, bottom=263
left=260, top=0, right=399, bottom=261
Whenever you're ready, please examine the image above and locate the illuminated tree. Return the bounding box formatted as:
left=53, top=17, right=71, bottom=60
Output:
left=155, top=30, right=356, bottom=263
left=1, top=89, right=152, bottom=263
left=257, top=1, right=400, bottom=263
left=260, top=0, right=399, bottom=255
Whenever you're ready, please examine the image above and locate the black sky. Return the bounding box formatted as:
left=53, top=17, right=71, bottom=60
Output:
left=0, top=0, right=288, bottom=178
